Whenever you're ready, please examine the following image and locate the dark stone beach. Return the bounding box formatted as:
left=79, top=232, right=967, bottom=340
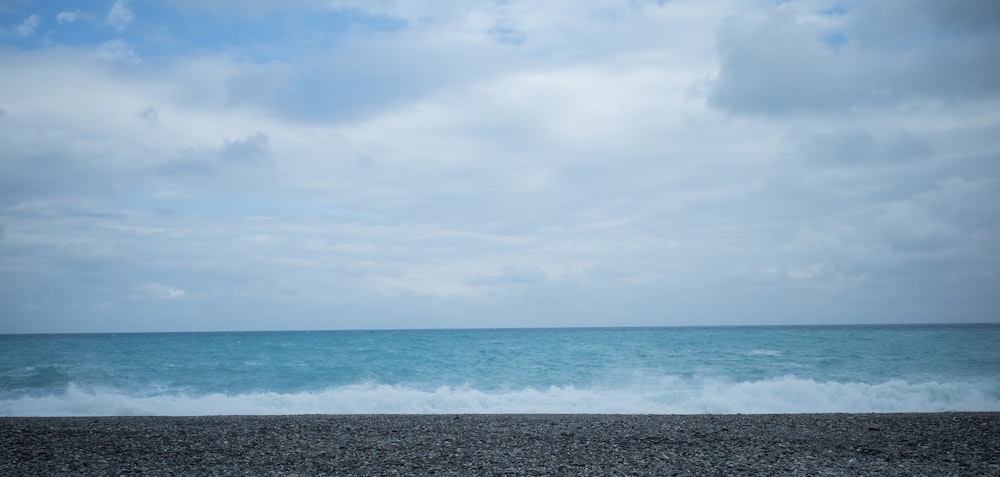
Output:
left=2, top=413, right=998, bottom=476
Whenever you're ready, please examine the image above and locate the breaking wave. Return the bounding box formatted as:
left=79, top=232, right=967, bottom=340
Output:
left=3, top=376, right=998, bottom=416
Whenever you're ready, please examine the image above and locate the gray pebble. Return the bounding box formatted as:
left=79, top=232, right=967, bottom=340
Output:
left=1, top=413, right=998, bottom=475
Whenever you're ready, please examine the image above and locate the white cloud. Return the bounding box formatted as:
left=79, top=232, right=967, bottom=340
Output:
left=138, top=283, right=187, bottom=300
left=0, top=0, right=998, bottom=332
left=788, top=263, right=828, bottom=280
left=107, top=0, right=134, bottom=31
left=2, top=14, right=40, bottom=37
left=56, top=10, right=82, bottom=24
left=96, top=39, right=138, bottom=62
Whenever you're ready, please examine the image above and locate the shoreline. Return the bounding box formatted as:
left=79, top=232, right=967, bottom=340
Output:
left=3, top=412, right=998, bottom=475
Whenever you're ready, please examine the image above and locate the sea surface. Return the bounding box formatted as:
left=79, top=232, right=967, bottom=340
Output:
left=2, top=324, right=999, bottom=416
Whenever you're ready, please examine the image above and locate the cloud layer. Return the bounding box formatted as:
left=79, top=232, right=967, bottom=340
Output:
left=1, top=0, right=998, bottom=332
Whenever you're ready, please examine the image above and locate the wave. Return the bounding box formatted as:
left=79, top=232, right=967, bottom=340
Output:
left=2, top=376, right=998, bottom=416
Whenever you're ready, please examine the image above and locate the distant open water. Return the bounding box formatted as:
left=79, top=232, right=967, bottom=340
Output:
left=2, top=325, right=999, bottom=416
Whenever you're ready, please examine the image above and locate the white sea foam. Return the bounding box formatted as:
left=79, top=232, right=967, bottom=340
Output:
left=2, top=377, right=998, bottom=416
left=747, top=349, right=783, bottom=356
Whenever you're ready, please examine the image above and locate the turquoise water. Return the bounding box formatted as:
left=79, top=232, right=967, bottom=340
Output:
left=1, top=325, right=998, bottom=415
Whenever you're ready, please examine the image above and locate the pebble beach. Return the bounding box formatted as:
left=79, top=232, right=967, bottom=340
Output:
left=2, top=413, right=998, bottom=476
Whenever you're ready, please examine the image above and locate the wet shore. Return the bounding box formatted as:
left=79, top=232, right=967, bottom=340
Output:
left=3, top=413, right=998, bottom=475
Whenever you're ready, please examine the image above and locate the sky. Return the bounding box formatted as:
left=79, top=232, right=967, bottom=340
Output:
left=1, top=0, right=998, bottom=333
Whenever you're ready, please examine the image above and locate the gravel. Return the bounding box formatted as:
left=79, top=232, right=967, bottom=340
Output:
left=2, top=413, right=998, bottom=476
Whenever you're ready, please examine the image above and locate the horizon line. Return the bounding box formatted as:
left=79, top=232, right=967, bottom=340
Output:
left=3, top=321, right=998, bottom=336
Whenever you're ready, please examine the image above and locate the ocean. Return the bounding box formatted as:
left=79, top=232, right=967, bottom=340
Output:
left=1, top=325, right=998, bottom=416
